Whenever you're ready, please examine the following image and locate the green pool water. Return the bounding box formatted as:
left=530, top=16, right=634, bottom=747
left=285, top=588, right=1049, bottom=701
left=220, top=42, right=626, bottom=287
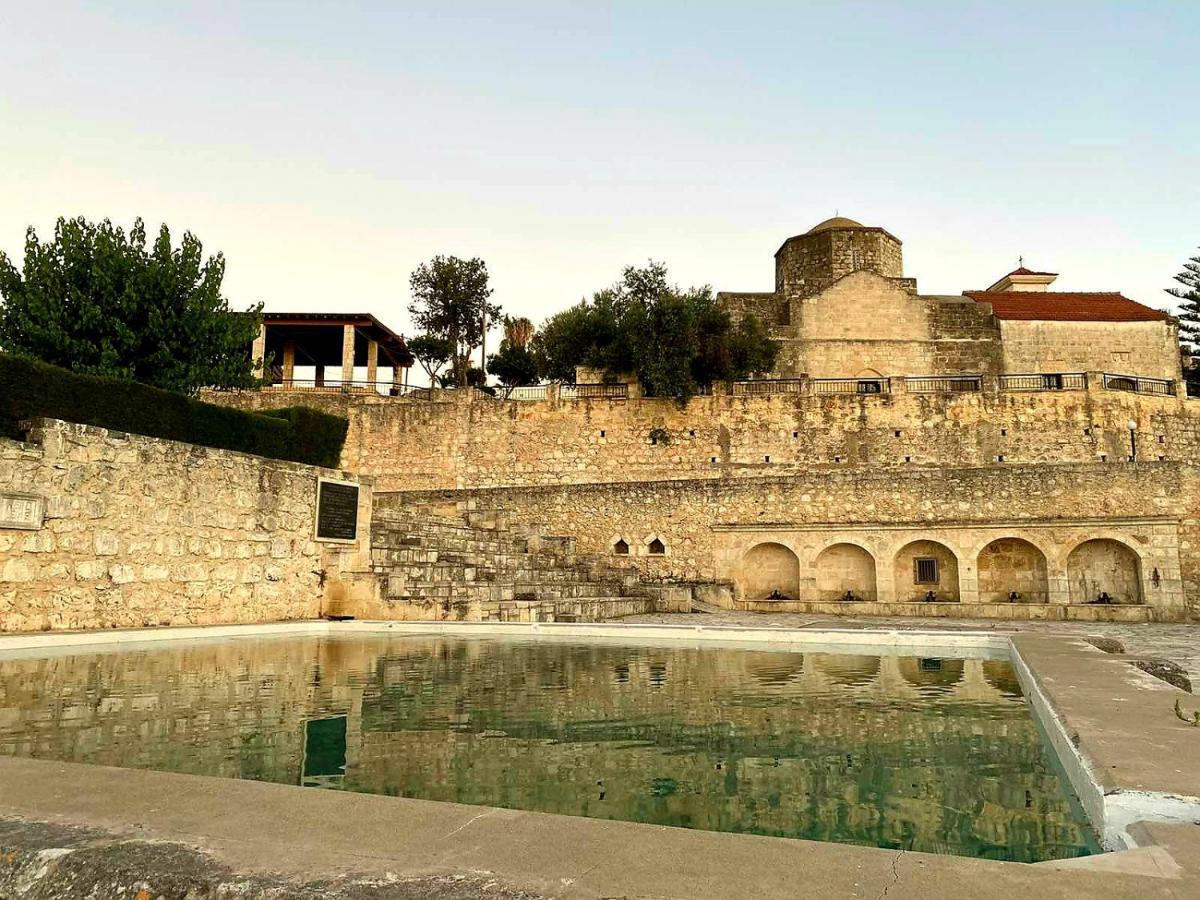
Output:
left=0, top=634, right=1100, bottom=862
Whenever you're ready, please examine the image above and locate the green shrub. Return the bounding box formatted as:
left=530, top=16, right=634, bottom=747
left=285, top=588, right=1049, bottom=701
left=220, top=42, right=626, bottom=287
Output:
left=0, top=352, right=347, bottom=468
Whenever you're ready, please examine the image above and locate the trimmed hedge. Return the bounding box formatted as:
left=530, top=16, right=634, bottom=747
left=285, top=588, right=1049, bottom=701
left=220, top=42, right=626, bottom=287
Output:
left=0, top=352, right=348, bottom=469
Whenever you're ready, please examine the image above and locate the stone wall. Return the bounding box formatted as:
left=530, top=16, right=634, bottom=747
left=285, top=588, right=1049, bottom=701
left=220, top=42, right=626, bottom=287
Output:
left=998, top=319, right=1183, bottom=382
left=381, top=461, right=1195, bottom=620
left=207, top=381, right=1200, bottom=493
left=0, top=419, right=372, bottom=632
left=775, top=227, right=904, bottom=299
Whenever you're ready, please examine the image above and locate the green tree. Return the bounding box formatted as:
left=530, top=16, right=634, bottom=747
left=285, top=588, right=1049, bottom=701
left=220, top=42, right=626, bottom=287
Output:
left=532, top=262, right=778, bottom=402
left=488, top=318, right=540, bottom=396
left=0, top=216, right=262, bottom=393
left=408, top=255, right=500, bottom=387
left=1168, top=247, right=1200, bottom=391
left=407, top=333, right=454, bottom=387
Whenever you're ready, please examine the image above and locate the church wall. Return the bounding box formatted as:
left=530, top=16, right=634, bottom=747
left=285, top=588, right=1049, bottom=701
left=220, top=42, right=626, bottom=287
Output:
left=998, top=320, right=1182, bottom=382
left=775, top=229, right=903, bottom=299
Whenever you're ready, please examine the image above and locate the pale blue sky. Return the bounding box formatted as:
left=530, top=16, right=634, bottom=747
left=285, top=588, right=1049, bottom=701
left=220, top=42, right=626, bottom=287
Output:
left=1, top=1, right=1197, bottom=337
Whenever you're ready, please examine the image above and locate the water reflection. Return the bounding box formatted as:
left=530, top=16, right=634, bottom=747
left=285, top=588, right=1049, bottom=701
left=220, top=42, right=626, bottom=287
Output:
left=0, top=635, right=1099, bottom=863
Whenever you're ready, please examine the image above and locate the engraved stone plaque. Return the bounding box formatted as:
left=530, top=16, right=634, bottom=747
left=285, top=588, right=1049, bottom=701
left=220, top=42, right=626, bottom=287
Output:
left=0, top=493, right=45, bottom=530
left=315, top=478, right=359, bottom=543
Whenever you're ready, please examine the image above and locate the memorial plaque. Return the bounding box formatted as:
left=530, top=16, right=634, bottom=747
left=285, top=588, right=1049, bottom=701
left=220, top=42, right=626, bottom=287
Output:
left=0, top=492, right=44, bottom=530
left=315, top=478, right=359, bottom=542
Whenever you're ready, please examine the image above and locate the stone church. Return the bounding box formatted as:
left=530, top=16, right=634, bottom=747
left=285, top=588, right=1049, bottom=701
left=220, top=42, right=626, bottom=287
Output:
left=718, top=216, right=1180, bottom=383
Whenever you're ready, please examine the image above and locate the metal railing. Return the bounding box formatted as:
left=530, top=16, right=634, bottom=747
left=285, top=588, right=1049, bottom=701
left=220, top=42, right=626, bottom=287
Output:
left=999, top=373, right=1087, bottom=392
left=810, top=377, right=890, bottom=396
left=562, top=382, right=629, bottom=400
left=506, top=385, right=549, bottom=401
left=261, top=378, right=428, bottom=398
left=904, top=375, right=982, bottom=394
left=730, top=378, right=805, bottom=396
left=1103, top=373, right=1174, bottom=396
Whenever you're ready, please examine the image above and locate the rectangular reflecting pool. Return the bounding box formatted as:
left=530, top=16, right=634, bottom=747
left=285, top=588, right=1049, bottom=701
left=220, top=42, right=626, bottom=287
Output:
left=0, top=633, right=1100, bottom=862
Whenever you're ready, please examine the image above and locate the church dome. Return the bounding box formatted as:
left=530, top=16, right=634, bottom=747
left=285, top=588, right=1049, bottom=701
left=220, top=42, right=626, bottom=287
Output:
left=806, top=216, right=866, bottom=235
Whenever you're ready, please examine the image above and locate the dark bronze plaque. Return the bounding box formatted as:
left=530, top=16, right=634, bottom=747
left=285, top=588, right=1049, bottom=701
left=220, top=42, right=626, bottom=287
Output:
left=316, top=480, right=359, bottom=541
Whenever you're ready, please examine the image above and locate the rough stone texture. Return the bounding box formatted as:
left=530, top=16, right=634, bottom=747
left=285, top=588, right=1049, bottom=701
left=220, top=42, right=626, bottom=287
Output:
left=382, top=462, right=1196, bottom=620
left=999, top=319, right=1181, bottom=381
left=205, top=381, right=1200, bottom=493
left=0, top=419, right=372, bottom=633
left=0, top=817, right=543, bottom=899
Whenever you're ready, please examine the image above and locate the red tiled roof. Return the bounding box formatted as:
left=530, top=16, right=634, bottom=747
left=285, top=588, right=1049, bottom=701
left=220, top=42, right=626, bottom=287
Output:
left=964, top=291, right=1173, bottom=323
left=1003, top=266, right=1058, bottom=277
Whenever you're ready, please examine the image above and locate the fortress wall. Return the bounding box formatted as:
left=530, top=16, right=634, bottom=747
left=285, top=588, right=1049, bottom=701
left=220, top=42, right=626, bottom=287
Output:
left=0, top=419, right=372, bottom=633
left=998, top=320, right=1183, bottom=382
left=209, top=385, right=1200, bottom=493
left=383, top=462, right=1194, bottom=618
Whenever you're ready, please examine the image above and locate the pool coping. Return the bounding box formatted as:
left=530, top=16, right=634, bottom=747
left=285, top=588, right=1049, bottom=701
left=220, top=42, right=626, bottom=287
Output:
left=1, top=619, right=1198, bottom=898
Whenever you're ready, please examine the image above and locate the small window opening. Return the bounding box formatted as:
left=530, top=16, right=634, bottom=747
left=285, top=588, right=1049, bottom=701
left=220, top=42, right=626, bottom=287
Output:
left=648, top=538, right=665, bottom=555
left=764, top=455, right=771, bottom=463
left=833, top=456, right=841, bottom=463
left=914, top=557, right=939, bottom=585
left=613, top=539, right=629, bottom=555
left=1158, top=455, right=1165, bottom=461
left=904, top=456, right=912, bottom=463
left=1100, top=453, right=1107, bottom=462
left=710, top=456, right=717, bottom=463
left=1001, top=428, right=1007, bottom=436
left=1084, top=427, right=1092, bottom=435
left=599, top=430, right=605, bottom=437
left=689, top=429, right=696, bottom=437
left=792, top=431, right=799, bottom=438
left=894, top=430, right=901, bottom=437
left=997, top=454, right=1005, bottom=462
left=1158, top=435, right=1165, bottom=444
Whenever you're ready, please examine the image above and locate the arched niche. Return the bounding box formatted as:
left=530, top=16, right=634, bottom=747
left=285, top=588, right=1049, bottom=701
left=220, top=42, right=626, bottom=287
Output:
left=1067, top=538, right=1143, bottom=605
left=976, top=538, right=1049, bottom=604
left=893, top=539, right=960, bottom=603
left=741, top=542, right=800, bottom=600
left=814, top=543, right=877, bottom=602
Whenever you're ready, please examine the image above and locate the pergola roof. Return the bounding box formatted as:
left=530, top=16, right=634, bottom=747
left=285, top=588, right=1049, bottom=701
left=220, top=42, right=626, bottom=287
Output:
left=261, top=312, right=413, bottom=367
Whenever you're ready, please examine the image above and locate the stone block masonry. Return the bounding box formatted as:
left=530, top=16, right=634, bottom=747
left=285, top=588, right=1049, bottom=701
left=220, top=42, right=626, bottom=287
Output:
left=209, top=383, right=1200, bottom=493
left=0, top=419, right=373, bottom=632
left=382, top=461, right=1197, bottom=621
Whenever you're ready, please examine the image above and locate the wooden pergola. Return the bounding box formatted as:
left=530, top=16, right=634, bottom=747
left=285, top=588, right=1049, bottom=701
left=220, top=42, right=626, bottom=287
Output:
left=251, top=313, right=414, bottom=391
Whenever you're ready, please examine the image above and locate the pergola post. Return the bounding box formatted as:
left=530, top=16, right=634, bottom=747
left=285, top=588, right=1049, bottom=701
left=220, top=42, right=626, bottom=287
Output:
left=341, top=325, right=355, bottom=385
left=282, top=340, right=296, bottom=386
left=251, top=324, right=267, bottom=379
left=391, top=363, right=403, bottom=395
left=366, top=339, right=379, bottom=388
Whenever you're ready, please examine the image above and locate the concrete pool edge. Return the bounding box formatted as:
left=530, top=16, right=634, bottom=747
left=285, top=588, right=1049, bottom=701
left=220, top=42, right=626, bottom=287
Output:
left=0, top=619, right=1197, bottom=898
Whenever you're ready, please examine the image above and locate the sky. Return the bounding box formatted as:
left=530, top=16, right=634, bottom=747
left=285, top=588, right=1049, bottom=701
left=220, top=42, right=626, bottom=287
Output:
left=1, top=1, right=1198, bottom=341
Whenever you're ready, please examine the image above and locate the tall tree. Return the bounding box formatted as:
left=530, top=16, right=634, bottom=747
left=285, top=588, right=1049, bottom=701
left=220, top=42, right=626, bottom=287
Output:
left=532, top=262, right=778, bottom=403
left=488, top=317, right=540, bottom=396
left=408, top=255, right=500, bottom=387
left=1168, top=247, right=1200, bottom=389
left=407, top=333, right=454, bottom=387
left=0, top=216, right=262, bottom=393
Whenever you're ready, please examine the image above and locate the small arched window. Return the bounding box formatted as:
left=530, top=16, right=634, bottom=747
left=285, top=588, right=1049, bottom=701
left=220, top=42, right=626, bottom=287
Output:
left=613, top=539, right=629, bottom=555
left=648, top=538, right=666, bottom=556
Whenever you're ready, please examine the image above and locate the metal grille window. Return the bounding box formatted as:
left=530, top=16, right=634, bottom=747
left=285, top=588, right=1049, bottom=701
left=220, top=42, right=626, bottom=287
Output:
left=914, top=557, right=939, bottom=585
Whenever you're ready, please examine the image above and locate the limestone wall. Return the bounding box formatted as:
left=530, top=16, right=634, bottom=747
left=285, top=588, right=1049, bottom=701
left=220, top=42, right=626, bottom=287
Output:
left=0, top=419, right=372, bottom=633
left=207, top=381, right=1200, bottom=493
left=383, top=462, right=1195, bottom=620
left=999, top=320, right=1183, bottom=382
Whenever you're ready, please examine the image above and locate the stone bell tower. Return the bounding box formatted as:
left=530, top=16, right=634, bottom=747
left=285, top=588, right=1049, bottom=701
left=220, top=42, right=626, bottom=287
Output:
left=774, top=216, right=904, bottom=301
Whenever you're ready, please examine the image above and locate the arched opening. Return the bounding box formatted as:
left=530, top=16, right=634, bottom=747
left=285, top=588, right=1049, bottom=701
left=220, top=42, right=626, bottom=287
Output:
left=814, top=654, right=880, bottom=687
left=899, top=657, right=966, bottom=693
left=612, top=538, right=629, bottom=555
left=976, top=538, right=1049, bottom=604
left=741, top=542, right=800, bottom=600
left=1067, top=538, right=1143, bottom=605
left=814, top=543, right=877, bottom=602
left=893, top=540, right=960, bottom=603
left=647, top=537, right=665, bottom=556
